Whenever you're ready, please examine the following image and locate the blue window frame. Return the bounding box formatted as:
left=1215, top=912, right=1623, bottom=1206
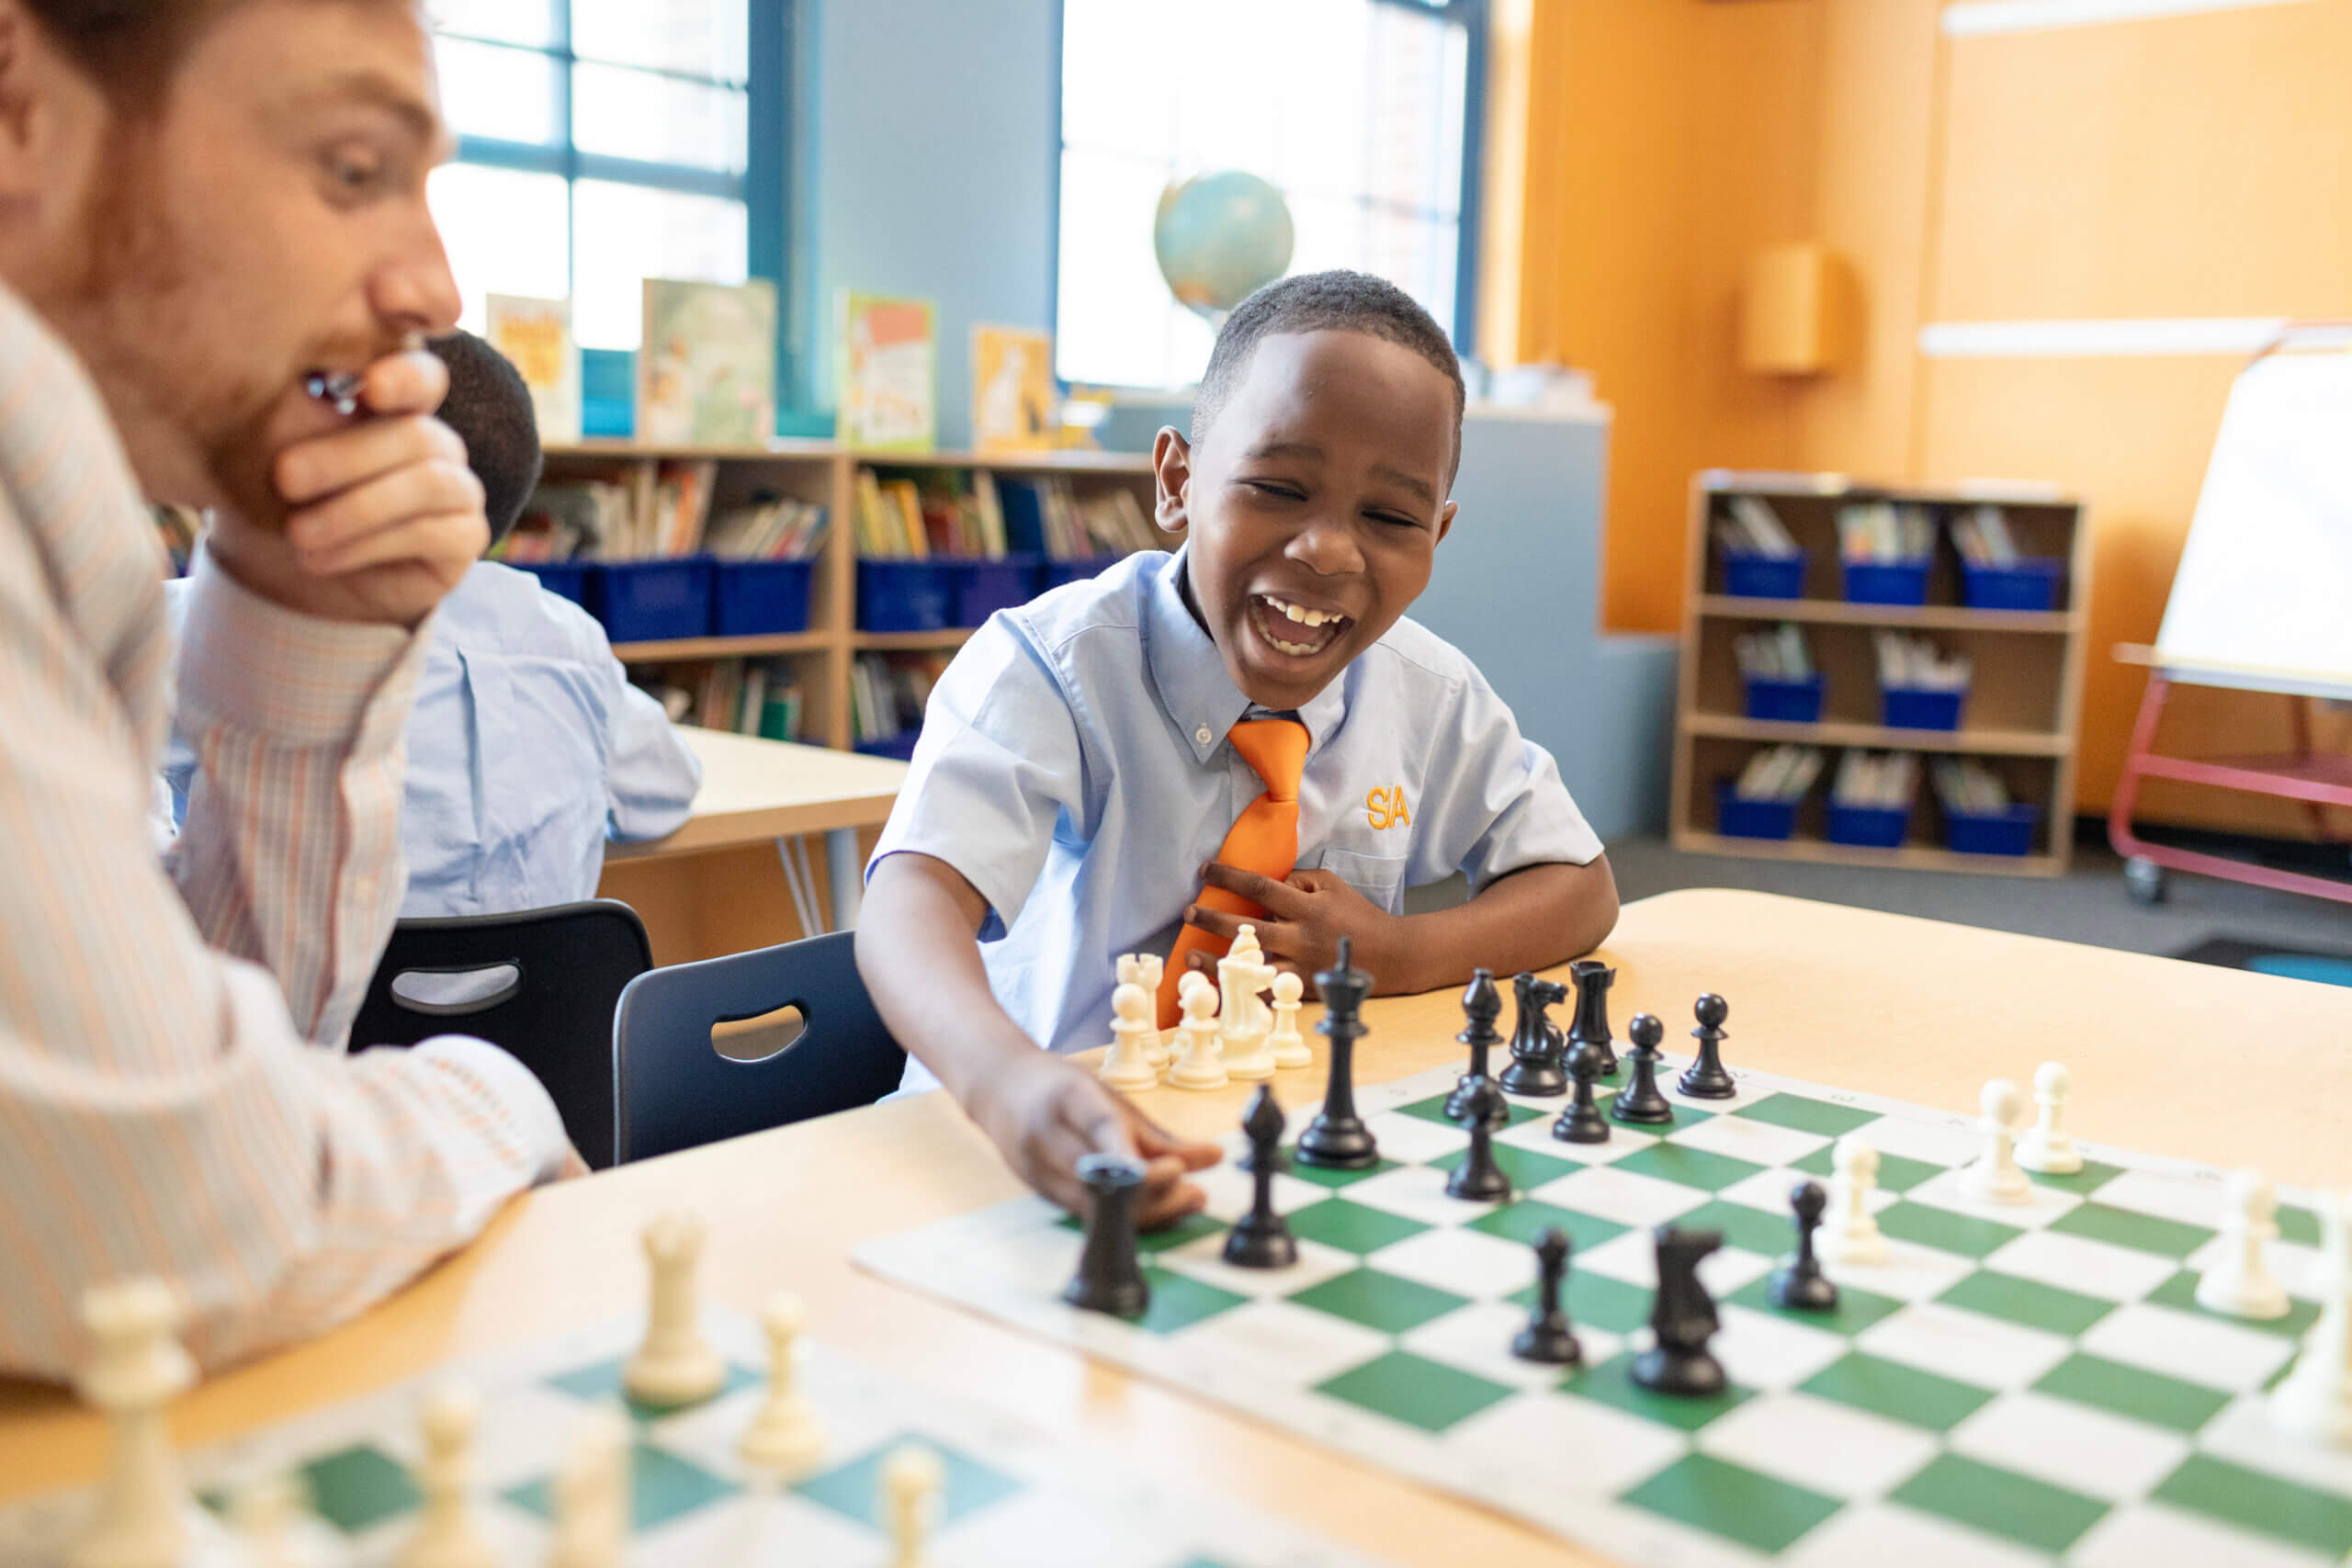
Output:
left=1053, top=0, right=1486, bottom=391
left=427, top=1, right=788, bottom=375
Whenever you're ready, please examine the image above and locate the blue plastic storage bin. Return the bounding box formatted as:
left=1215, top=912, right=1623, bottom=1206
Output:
left=1946, top=803, right=2040, bottom=856
left=1882, top=685, right=1965, bottom=730
left=1714, top=782, right=1799, bottom=840
left=855, top=560, right=955, bottom=633
left=1961, top=558, right=2064, bottom=612
left=1744, top=675, right=1826, bottom=724
left=1827, top=801, right=1911, bottom=849
left=947, top=554, right=1038, bottom=627
left=854, top=733, right=922, bottom=761
left=1036, top=555, right=1123, bottom=594
left=1841, top=558, right=1931, bottom=605
left=1723, top=550, right=1808, bottom=600
left=514, top=560, right=593, bottom=609
left=712, top=558, right=814, bottom=637
left=592, top=558, right=712, bottom=643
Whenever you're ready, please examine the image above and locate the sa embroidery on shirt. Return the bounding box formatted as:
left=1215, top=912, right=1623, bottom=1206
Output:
left=1365, top=785, right=1412, bottom=830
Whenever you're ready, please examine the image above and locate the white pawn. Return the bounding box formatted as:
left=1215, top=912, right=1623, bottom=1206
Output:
left=1166, top=976, right=1227, bottom=1089
left=1219, top=951, right=1276, bottom=1082
left=1268, top=970, right=1310, bottom=1070
left=1115, top=954, right=1168, bottom=1066
left=543, top=1408, right=628, bottom=1568
left=396, top=1386, right=498, bottom=1568
left=2272, top=1192, right=2352, bottom=1446
left=1816, top=1135, right=1888, bottom=1266
left=1955, top=1079, right=2032, bottom=1205
left=1099, top=982, right=1161, bottom=1091
left=229, top=1472, right=340, bottom=1568
left=2199, top=1169, right=2291, bottom=1320
left=624, top=1213, right=726, bottom=1407
left=738, top=1291, right=827, bottom=1475
left=880, top=1445, right=942, bottom=1568
left=2014, top=1061, right=2082, bottom=1175
left=1229, top=923, right=1263, bottom=964
left=72, top=1279, right=197, bottom=1568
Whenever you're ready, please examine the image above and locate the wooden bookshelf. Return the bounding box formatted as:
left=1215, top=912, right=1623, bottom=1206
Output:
left=538, top=442, right=1159, bottom=750
left=1669, top=472, right=2093, bottom=876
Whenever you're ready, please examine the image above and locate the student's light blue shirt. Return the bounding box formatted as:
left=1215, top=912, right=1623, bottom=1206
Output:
left=868, top=547, right=1601, bottom=1080
left=163, top=561, right=703, bottom=917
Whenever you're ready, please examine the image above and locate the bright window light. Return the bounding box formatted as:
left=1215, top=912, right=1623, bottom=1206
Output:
left=1057, top=0, right=1472, bottom=389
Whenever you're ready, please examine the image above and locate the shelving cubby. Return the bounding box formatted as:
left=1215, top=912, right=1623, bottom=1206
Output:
left=540, top=442, right=1161, bottom=751
left=1669, top=471, right=2093, bottom=876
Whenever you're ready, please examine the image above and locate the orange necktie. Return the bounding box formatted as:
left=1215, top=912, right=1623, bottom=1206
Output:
left=1158, top=717, right=1311, bottom=1027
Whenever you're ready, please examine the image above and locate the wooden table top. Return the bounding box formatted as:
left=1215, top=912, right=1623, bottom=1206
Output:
left=6, top=889, right=2349, bottom=1565
left=603, top=728, right=909, bottom=859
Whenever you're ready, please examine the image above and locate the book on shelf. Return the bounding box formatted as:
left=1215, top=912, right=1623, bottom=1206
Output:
left=485, top=294, right=581, bottom=445
left=503, top=459, right=729, bottom=561
left=637, top=278, right=777, bottom=447
left=971, top=325, right=1054, bottom=454
left=837, top=292, right=936, bottom=453
left=850, top=651, right=951, bottom=742
left=646, top=659, right=803, bottom=739
left=998, top=477, right=1158, bottom=560
left=702, top=495, right=828, bottom=559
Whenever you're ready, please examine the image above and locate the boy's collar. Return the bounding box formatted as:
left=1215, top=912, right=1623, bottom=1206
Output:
left=1145, top=545, right=1349, bottom=765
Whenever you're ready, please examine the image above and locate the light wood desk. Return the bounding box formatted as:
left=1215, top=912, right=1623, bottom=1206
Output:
left=604, top=727, right=908, bottom=942
left=6, top=890, right=2350, bottom=1566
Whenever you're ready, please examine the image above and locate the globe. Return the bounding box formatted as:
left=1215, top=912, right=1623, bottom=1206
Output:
left=1153, top=170, right=1296, bottom=325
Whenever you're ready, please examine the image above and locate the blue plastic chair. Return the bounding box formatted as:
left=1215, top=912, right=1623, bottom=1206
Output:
left=612, top=931, right=905, bottom=1164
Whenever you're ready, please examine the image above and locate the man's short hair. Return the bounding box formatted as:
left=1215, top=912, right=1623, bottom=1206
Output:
left=24, top=0, right=231, bottom=108
left=24, top=1, right=418, bottom=109
left=1192, top=269, right=1465, bottom=483
left=428, top=331, right=544, bottom=547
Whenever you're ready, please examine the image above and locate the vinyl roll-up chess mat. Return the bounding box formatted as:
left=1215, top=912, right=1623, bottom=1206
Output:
left=0, top=1310, right=1399, bottom=1568
left=858, top=1059, right=2352, bottom=1568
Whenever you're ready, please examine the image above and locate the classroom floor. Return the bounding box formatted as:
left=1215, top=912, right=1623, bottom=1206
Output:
left=1600, top=831, right=2352, bottom=961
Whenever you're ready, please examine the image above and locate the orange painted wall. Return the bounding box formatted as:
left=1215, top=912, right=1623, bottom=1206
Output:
left=1525, top=0, right=2352, bottom=822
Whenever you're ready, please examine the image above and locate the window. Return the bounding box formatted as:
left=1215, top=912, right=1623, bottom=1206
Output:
left=427, top=1, right=756, bottom=353
left=1056, top=0, right=1480, bottom=391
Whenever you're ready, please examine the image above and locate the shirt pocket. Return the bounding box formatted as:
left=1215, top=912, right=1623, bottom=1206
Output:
left=1315, top=846, right=1411, bottom=915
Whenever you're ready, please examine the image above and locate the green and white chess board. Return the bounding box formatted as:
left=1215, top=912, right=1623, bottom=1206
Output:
left=855, top=1057, right=2352, bottom=1568
left=0, top=1310, right=1393, bottom=1568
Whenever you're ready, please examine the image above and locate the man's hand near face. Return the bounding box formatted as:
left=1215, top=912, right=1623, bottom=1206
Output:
left=203, top=349, right=483, bottom=630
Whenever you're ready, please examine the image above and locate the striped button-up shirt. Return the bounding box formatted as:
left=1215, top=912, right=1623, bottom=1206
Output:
left=0, top=284, right=567, bottom=1381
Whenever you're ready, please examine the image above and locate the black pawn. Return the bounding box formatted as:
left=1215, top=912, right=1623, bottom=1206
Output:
left=1444, top=1079, right=1513, bottom=1202
left=1511, top=1227, right=1583, bottom=1365
left=1552, top=1041, right=1611, bottom=1145
left=1767, top=1180, right=1838, bottom=1312
left=1498, top=973, right=1570, bottom=1098
left=1444, top=969, right=1510, bottom=1129
left=1611, top=1013, right=1675, bottom=1125
left=1224, top=1087, right=1298, bottom=1269
left=1630, top=1225, right=1726, bottom=1397
left=1678, top=993, right=1737, bottom=1100
left=1566, top=960, right=1619, bottom=1077
left=1062, top=1154, right=1150, bottom=1316
left=1295, top=938, right=1380, bottom=1169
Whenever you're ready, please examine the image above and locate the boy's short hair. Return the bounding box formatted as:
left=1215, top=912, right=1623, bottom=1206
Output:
left=428, top=330, right=544, bottom=547
left=1192, top=269, right=1465, bottom=483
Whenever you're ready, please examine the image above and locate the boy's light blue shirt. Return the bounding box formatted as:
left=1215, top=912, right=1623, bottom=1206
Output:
left=868, top=547, right=1601, bottom=1080
left=163, top=561, right=703, bottom=917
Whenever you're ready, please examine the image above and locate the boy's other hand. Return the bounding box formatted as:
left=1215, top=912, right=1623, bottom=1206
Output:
left=1183, top=863, right=1405, bottom=995
left=967, top=1052, right=1220, bottom=1228
left=207, top=349, right=485, bottom=631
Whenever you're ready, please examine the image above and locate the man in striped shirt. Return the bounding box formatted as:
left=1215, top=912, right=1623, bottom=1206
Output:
left=0, top=0, right=575, bottom=1379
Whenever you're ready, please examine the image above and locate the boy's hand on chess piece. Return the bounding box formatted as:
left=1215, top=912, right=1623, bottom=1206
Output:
left=968, top=1053, right=1220, bottom=1227
left=205, top=349, right=486, bottom=631
left=1182, top=863, right=1408, bottom=996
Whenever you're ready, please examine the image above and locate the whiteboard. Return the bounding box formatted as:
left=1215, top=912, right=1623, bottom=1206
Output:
left=2155, top=350, right=2352, bottom=694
